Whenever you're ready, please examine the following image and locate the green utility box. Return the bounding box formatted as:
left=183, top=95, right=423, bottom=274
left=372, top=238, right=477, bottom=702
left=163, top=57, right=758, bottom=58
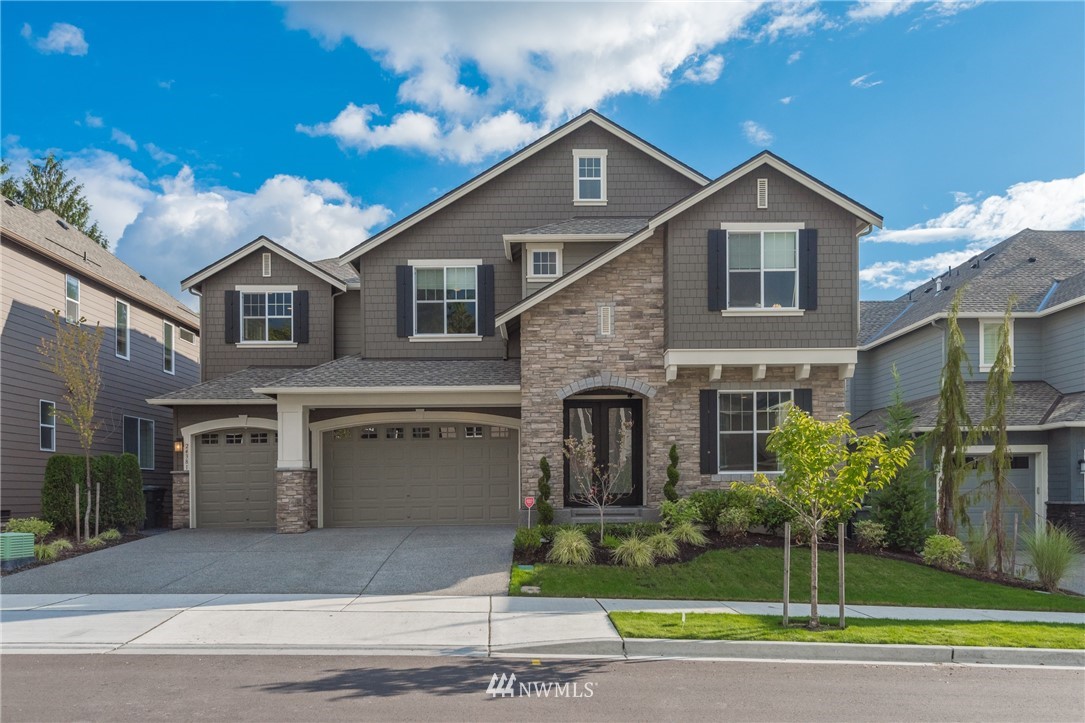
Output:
left=0, top=532, right=35, bottom=570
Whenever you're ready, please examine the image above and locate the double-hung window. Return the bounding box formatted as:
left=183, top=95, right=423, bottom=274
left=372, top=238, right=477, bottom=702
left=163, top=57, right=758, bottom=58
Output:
left=718, top=390, right=793, bottom=473
left=242, top=291, right=293, bottom=342
left=123, top=416, right=155, bottom=470
left=728, top=230, right=799, bottom=309
left=65, top=275, right=80, bottom=323
left=39, top=400, right=56, bottom=451
left=573, top=149, right=607, bottom=204
left=979, top=319, right=1013, bottom=371
left=116, top=299, right=130, bottom=359
left=163, top=320, right=175, bottom=374
left=414, top=266, right=477, bottom=335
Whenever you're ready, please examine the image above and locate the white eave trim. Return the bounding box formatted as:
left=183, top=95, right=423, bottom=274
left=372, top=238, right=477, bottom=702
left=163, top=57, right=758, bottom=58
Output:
left=147, top=398, right=276, bottom=406
left=502, top=233, right=629, bottom=261
left=663, top=348, right=858, bottom=367
left=913, top=422, right=1085, bottom=432
left=338, top=111, right=710, bottom=264
left=252, top=385, right=522, bottom=395
left=182, top=237, right=347, bottom=292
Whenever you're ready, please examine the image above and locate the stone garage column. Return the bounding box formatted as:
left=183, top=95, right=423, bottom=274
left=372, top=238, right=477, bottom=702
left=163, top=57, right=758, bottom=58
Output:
left=275, top=398, right=314, bottom=534
left=171, top=471, right=190, bottom=529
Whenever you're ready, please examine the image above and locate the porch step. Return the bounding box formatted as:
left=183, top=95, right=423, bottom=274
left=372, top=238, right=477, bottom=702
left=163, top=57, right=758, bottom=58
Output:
left=565, top=507, right=658, bottom=523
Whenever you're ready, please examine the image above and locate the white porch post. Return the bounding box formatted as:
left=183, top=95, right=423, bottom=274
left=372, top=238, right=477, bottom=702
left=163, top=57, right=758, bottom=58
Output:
left=277, top=399, right=311, bottom=469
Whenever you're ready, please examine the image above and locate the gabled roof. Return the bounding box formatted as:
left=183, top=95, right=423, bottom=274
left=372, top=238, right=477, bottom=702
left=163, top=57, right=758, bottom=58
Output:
left=337, top=109, right=711, bottom=264
left=496, top=151, right=883, bottom=327
left=860, top=230, right=1085, bottom=349
left=1, top=195, right=199, bottom=328
left=252, top=356, right=521, bottom=393
left=147, top=366, right=309, bottom=405
left=512, top=217, right=652, bottom=236
left=181, top=236, right=350, bottom=293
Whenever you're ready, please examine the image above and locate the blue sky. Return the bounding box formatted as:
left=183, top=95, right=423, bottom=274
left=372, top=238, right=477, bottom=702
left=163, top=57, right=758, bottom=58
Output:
left=3, top=1, right=1083, bottom=304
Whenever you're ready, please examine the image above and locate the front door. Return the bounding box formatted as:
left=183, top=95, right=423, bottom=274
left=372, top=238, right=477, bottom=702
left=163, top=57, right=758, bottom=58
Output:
left=563, top=399, right=643, bottom=507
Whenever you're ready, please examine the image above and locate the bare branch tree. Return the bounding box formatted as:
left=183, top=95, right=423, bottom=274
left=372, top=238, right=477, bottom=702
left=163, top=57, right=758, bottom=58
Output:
left=564, top=419, right=634, bottom=543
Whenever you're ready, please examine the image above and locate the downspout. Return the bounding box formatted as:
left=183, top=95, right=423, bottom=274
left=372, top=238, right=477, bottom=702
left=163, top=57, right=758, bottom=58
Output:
left=499, top=323, right=509, bottom=361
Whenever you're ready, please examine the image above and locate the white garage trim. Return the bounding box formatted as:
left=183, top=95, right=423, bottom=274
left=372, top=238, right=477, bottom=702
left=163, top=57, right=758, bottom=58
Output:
left=180, top=416, right=277, bottom=529
left=965, top=444, right=1048, bottom=531
left=309, top=411, right=522, bottom=529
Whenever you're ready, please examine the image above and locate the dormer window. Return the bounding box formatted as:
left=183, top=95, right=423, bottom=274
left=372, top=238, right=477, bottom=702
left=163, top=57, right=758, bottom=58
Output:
left=528, top=247, right=562, bottom=281
left=573, top=149, right=607, bottom=205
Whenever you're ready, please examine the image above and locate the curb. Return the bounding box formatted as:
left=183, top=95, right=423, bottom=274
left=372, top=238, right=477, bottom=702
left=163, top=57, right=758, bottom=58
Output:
left=490, top=637, right=626, bottom=657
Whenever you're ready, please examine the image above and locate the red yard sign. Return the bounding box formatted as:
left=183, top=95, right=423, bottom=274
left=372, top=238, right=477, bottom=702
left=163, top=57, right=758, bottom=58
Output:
left=524, top=496, right=536, bottom=509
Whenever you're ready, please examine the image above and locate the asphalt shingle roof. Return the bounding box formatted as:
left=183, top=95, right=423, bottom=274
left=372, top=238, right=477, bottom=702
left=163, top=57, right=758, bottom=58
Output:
left=1, top=195, right=199, bottom=327
left=263, top=356, right=521, bottom=389
left=150, top=366, right=310, bottom=402
left=514, top=217, right=650, bottom=236
left=862, top=230, right=1085, bottom=346
left=312, top=258, right=359, bottom=285
left=858, top=299, right=911, bottom=345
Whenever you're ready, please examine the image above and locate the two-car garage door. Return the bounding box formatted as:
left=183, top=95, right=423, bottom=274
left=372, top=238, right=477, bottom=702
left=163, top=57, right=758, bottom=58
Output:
left=323, top=422, right=518, bottom=526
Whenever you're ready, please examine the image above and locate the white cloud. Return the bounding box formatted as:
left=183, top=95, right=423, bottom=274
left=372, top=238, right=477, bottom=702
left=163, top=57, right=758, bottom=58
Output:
left=859, top=243, right=989, bottom=290
left=22, top=22, right=89, bottom=56
left=144, top=143, right=178, bottom=165
left=850, top=72, right=883, bottom=89
left=157, top=79, right=174, bottom=90
left=682, top=54, right=725, bottom=84
left=742, top=120, right=774, bottom=146
left=779, top=96, right=794, bottom=105
left=757, top=1, right=827, bottom=41
left=787, top=50, right=803, bottom=64
left=84, top=112, right=104, bottom=128
left=849, top=0, right=981, bottom=22
left=868, top=174, right=1085, bottom=245
left=950, top=191, right=974, bottom=204
left=111, top=128, right=138, bottom=151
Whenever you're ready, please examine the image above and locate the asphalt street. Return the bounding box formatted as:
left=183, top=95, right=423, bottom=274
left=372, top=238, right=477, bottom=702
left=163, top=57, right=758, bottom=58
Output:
left=2, top=655, right=1082, bottom=722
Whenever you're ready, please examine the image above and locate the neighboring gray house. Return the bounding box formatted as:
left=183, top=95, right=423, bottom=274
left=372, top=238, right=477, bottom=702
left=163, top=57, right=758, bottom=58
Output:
left=151, top=109, right=882, bottom=532
left=852, top=230, right=1085, bottom=536
left=1, top=196, right=201, bottom=522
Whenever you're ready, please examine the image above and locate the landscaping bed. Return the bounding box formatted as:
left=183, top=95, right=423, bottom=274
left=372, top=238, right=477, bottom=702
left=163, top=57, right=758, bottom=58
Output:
left=1, top=530, right=144, bottom=577
left=609, top=612, right=1085, bottom=649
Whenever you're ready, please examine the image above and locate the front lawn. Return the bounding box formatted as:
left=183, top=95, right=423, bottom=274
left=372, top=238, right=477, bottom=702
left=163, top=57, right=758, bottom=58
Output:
left=510, top=545, right=1085, bottom=613
left=609, top=612, right=1085, bottom=649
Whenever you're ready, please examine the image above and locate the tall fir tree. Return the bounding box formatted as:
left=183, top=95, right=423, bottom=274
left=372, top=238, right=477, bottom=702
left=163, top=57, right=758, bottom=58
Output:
left=1, top=154, right=108, bottom=248
left=931, top=287, right=973, bottom=536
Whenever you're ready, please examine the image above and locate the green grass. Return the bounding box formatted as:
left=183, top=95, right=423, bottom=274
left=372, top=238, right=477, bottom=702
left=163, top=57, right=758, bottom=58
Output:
left=609, top=612, right=1085, bottom=649
left=510, top=545, right=1085, bottom=613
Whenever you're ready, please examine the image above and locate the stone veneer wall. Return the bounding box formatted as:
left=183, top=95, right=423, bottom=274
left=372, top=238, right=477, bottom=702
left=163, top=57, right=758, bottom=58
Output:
left=276, top=468, right=315, bottom=533
left=171, top=471, right=190, bottom=529
left=519, top=230, right=847, bottom=507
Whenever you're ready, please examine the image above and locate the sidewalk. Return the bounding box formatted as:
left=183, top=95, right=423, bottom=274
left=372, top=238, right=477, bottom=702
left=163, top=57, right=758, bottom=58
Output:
left=2, top=593, right=1082, bottom=664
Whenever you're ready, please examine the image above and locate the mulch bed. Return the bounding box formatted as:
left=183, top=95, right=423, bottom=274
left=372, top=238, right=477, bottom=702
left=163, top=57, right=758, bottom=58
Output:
left=0, top=530, right=145, bottom=576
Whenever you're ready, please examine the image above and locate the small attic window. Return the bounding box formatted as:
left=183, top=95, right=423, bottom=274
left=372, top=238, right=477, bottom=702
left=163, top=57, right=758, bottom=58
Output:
left=756, top=178, right=768, bottom=209
left=262, top=252, right=272, bottom=277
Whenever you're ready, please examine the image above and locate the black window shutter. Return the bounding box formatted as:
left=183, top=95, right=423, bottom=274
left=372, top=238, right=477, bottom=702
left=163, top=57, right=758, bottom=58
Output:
left=478, top=264, right=495, bottom=336
left=794, top=388, right=813, bottom=414
left=707, top=229, right=728, bottom=310
left=799, top=229, right=818, bottom=310
left=395, top=265, right=413, bottom=338
left=224, top=291, right=240, bottom=343
left=699, top=389, right=719, bottom=474
left=123, top=417, right=139, bottom=456
left=293, top=290, right=309, bottom=344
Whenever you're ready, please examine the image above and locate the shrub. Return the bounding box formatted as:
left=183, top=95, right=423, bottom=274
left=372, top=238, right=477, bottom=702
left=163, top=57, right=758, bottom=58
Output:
left=688, top=490, right=729, bottom=530
left=41, top=455, right=84, bottom=532
left=536, top=457, right=555, bottom=526
left=872, top=475, right=931, bottom=553
left=751, top=495, right=795, bottom=534
left=921, top=534, right=965, bottom=570
left=853, top=520, right=888, bottom=552
left=1023, top=525, right=1082, bottom=592
left=647, top=531, right=679, bottom=560
left=4, top=517, right=54, bottom=541
left=629, top=521, right=663, bottom=538
left=85, top=536, right=105, bottom=548
left=99, top=528, right=122, bottom=541
left=663, top=445, right=680, bottom=502
left=717, top=507, right=751, bottom=538
left=35, top=538, right=73, bottom=561
left=661, top=498, right=699, bottom=527
left=669, top=520, right=708, bottom=547
left=612, top=535, right=656, bottom=568
left=41, top=453, right=145, bottom=533
left=601, top=534, right=624, bottom=550
left=964, top=528, right=993, bottom=572
left=513, top=526, right=542, bottom=555
left=546, top=527, right=594, bottom=565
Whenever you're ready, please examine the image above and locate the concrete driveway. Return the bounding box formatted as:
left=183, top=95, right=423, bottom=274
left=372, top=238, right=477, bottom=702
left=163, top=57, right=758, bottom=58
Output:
left=0, top=526, right=516, bottom=596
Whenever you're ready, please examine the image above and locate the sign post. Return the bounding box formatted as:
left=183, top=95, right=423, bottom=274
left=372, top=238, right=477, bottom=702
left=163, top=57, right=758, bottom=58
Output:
left=524, top=496, right=535, bottom=528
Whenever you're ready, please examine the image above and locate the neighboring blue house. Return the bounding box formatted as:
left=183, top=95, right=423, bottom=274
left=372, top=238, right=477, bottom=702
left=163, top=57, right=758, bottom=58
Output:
left=852, top=230, right=1085, bottom=537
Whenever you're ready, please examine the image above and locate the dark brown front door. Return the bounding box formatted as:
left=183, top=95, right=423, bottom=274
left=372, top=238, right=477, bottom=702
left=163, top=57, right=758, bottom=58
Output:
left=563, top=398, right=643, bottom=507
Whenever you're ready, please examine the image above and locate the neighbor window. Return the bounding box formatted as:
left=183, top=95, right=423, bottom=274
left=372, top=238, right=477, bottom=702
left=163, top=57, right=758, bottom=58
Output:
left=179, top=328, right=196, bottom=344
left=979, top=319, right=1013, bottom=371
left=123, top=416, right=155, bottom=470
left=414, top=266, right=477, bottom=335
left=573, top=149, right=607, bottom=203
left=65, top=275, right=80, bottom=323
left=727, top=230, right=799, bottom=309
left=115, top=299, right=130, bottom=359
left=39, top=400, right=56, bottom=451
left=718, top=390, right=793, bottom=473
left=529, top=249, right=561, bottom=279
left=242, top=291, right=293, bottom=342
left=163, top=320, right=175, bottom=374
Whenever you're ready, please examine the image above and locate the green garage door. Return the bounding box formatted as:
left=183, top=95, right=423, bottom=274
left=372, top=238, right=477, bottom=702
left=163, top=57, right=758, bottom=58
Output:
left=194, top=429, right=277, bottom=528
left=961, top=454, right=1039, bottom=541
left=323, top=422, right=518, bottom=527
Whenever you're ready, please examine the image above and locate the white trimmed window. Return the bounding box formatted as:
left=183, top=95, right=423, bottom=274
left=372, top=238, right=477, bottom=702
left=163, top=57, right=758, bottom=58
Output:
left=718, top=390, right=793, bottom=473
left=65, top=274, right=80, bottom=323
left=39, top=400, right=56, bottom=451
left=242, top=291, right=293, bottom=342
left=179, top=327, right=196, bottom=344
left=163, top=320, right=175, bottom=374
left=123, top=416, right=155, bottom=470
left=727, top=230, right=799, bottom=309
left=573, top=149, right=607, bottom=204
left=414, top=266, right=477, bottom=335
left=115, top=299, right=130, bottom=359
left=979, top=319, right=1013, bottom=371
left=528, top=248, right=561, bottom=280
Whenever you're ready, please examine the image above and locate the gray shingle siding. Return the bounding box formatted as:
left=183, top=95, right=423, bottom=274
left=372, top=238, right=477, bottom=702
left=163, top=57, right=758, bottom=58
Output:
left=959, top=318, right=1043, bottom=382
left=1047, top=427, right=1085, bottom=503
left=355, top=123, right=700, bottom=359
left=334, top=291, right=362, bottom=357
left=853, top=323, right=943, bottom=417
left=1042, top=306, right=1085, bottom=393
left=665, top=165, right=861, bottom=350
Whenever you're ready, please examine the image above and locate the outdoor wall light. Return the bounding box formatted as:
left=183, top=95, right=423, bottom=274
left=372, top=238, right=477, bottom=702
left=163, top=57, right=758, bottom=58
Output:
left=1078, top=457, right=1085, bottom=476
left=173, top=439, right=184, bottom=453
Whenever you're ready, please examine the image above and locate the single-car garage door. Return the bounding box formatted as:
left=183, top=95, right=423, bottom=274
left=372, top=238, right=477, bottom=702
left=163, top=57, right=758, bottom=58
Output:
left=323, top=422, right=518, bottom=526
left=194, top=429, right=277, bottom=528
left=961, top=454, right=1040, bottom=541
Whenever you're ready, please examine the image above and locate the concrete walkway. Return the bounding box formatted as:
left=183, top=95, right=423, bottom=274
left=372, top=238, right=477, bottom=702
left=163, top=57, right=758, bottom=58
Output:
left=2, top=593, right=1081, bottom=659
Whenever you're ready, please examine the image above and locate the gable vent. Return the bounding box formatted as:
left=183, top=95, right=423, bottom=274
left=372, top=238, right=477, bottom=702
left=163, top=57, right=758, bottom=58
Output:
left=756, top=178, right=768, bottom=209
left=599, top=304, right=614, bottom=337
left=261, top=252, right=272, bottom=277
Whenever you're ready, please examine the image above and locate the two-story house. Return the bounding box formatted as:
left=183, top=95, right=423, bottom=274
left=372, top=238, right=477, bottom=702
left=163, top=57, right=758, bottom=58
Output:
left=1, top=196, right=200, bottom=522
left=852, top=230, right=1085, bottom=537
left=151, top=110, right=882, bottom=532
